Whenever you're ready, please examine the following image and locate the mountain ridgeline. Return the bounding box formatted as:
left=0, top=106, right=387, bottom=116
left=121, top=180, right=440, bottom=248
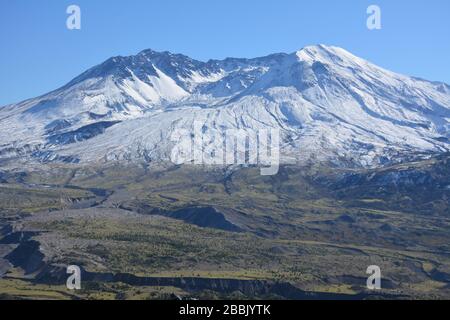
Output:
left=0, top=45, right=449, bottom=168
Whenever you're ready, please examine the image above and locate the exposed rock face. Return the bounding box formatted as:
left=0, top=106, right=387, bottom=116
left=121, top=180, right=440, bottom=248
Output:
left=163, top=207, right=243, bottom=232
left=5, top=240, right=45, bottom=275
left=35, top=265, right=398, bottom=300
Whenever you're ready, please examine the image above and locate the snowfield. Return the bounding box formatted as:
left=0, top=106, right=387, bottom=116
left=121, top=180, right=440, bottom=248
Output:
left=0, top=45, right=449, bottom=168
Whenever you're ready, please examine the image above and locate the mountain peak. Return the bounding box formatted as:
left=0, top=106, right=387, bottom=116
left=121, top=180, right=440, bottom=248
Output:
left=137, top=48, right=198, bottom=63
left=1, top=45, right=449, bottom=168
left=295, top=44, right=362, bottom=64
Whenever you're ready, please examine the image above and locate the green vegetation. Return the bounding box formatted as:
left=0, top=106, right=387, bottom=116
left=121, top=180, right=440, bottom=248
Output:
left=0, top=155, right=449, bottom=299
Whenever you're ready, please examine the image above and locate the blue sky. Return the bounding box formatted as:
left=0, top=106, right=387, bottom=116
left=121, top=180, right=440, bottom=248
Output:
left=0, top=0, right=449, bottom=105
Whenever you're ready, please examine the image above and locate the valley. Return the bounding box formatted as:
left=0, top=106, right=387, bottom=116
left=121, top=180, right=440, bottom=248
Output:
left=0, top=155, right=449, bottom=299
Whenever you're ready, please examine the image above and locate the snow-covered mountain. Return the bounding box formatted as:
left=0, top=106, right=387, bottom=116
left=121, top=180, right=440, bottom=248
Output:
left=1, top=45, right=449, bottom=167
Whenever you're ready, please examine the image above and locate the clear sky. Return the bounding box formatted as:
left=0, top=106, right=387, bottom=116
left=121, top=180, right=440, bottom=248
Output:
left=0, top=0, right=449, bottom=105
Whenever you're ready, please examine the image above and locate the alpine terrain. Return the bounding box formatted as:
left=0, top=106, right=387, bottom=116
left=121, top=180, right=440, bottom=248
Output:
left=0, top=44, right=449, bottom=167
left=1, top=45, right=450, bottom=300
